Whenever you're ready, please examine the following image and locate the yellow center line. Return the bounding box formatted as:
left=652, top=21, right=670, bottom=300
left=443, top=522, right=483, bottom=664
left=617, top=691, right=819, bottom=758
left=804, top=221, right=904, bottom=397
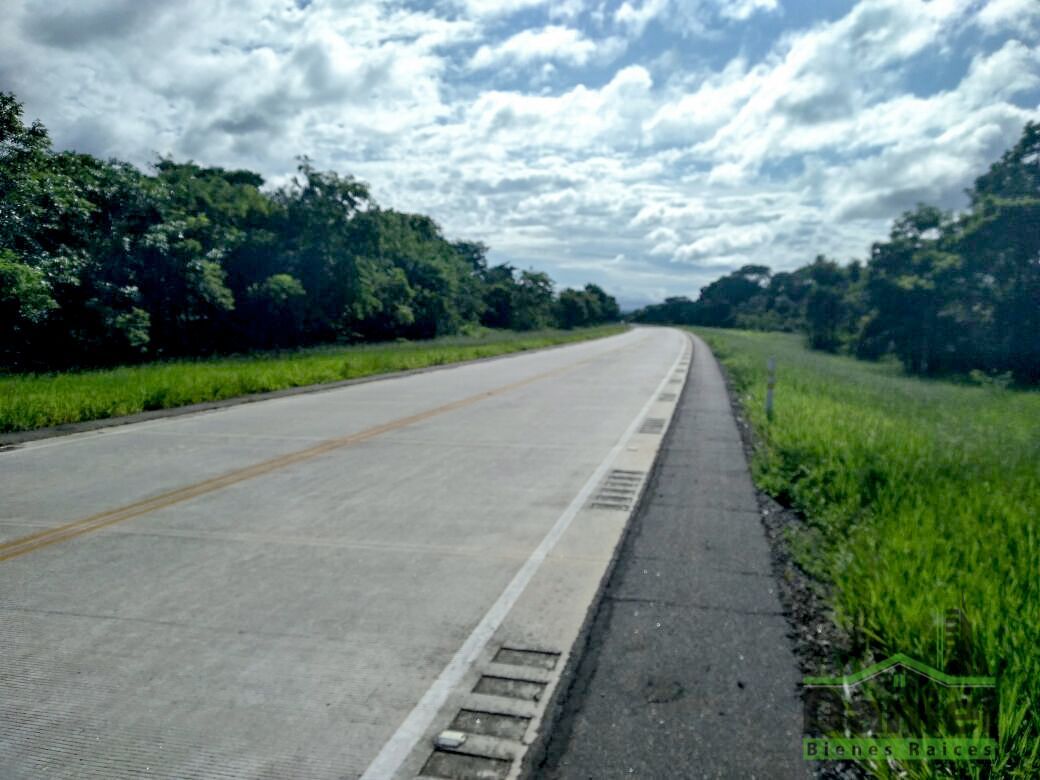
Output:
left=0, top=337, right=645, bottom=563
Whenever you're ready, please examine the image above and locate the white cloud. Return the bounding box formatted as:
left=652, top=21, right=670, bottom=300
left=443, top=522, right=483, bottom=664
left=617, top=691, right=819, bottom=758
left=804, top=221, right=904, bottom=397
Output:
left=801, top=39, right=1040, bottom=219
left=457, top=0, right=550, bottom=19
left=686, top=0, right=981, bottom=171
left=975, top=0, right=1040, bottom=35
left=462, top=65, right=654, bottom=151
left=548, top=0, right=587, bottom=22
left=615, top=0, right=670, bottom=36
left=0, top=0, right=466, bottom=171
left=719, top=0, right=779, bottom=22
left=644, top=58, right=754, bottom=146
left=0, top=0, right=1037, bottom=304
left=469, top=26, right=622, bottom=70
left=615, top=0, right=779, bottom=38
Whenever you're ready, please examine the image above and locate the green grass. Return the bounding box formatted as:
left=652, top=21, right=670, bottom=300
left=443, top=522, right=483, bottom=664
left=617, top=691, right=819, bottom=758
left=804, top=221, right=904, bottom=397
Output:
left=693, top=327, right=1040, bottom=779
left=0, top=325, right=625, bottom=434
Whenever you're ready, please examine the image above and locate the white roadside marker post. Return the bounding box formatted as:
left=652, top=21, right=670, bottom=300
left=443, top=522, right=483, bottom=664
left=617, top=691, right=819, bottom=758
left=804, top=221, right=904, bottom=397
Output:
left=766, top=356, right=776, bottom=421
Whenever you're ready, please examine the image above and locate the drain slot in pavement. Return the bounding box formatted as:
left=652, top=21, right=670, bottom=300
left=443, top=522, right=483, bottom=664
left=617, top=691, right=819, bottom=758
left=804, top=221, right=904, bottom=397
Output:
left=421, top=749, right=511, bottom=779
left=639, top=418, right=665, bottom=434
left=493, top=647, right=560, bottom=671
left=589, top=469, right=646, bottom=511
left=474, top=675, right=546, bottom=702
left=658, top=392, right=677, bottom=402
left=450, top=709, right=530, bottom=741
left=418, top=646, right=563, bottom=779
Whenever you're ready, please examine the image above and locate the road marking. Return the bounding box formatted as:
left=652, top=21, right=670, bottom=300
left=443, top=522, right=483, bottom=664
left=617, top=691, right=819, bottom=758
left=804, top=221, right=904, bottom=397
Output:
left=0, top=347, right=634, bottom=564
left=359, top=329, right=688, bottom=780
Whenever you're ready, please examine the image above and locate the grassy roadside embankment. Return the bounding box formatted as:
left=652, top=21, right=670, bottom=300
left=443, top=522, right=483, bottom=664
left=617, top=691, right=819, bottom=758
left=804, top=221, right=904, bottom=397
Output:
left=0, top=325, right=625, bottom=434
left=693, top=327, right=1040, bottom=779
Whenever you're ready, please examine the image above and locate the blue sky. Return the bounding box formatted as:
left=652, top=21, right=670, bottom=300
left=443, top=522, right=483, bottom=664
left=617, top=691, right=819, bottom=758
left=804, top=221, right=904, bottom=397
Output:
left=2, top=0, right=1038, bottom=308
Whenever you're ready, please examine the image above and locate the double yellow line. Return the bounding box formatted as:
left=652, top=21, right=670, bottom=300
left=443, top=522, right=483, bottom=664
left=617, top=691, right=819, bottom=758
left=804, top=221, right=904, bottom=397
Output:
left=0, top=358, right=592, bottom=564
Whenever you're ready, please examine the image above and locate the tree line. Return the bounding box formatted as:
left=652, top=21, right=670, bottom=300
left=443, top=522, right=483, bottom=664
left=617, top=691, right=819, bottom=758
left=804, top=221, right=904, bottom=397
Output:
left=0, top=92, right=619, bottom=371
left=633, top=122, right=1040, bottom=384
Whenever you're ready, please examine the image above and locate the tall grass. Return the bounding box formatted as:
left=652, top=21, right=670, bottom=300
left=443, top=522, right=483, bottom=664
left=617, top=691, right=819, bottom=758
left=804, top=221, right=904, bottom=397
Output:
left=695, top=327, right=1040, bottom=779
left=0, top=325, right=624, bottom=434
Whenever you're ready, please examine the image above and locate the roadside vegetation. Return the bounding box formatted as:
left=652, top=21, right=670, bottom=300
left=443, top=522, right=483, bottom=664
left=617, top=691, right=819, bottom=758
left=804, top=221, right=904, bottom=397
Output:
left=0, top=92, right=620, bottom=374
left=0, top=325, right=623, bottom=434
left=697, top=327, right=1040, bottom=778
left=637, top=122, right=1040, bottom=386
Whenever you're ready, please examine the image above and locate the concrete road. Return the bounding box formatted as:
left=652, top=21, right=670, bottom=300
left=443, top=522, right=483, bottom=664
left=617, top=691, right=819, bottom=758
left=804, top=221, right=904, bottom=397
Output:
left=0, top=327, right=687, bottom=779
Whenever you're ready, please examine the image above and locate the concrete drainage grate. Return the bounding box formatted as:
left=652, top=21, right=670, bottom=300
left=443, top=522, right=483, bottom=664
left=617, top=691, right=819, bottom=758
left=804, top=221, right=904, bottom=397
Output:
left=588, top=469, right=646, bottom=511
left=658, top=392, right=677, bottom=402
left=493, top=647, right=559, bottom=671
left=450, top=709, right=531, bottom=740
left=419, top=645, right=562, bottom=779
left=421, top=750, right=511, bottom=779
left=639, top=417, right=665, bottom=435
left=474, top=675, right=546, bottom=702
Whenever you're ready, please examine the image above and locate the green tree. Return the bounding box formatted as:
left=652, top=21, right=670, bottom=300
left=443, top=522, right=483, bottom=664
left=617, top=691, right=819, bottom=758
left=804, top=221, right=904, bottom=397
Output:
left=804, top=256, right=851, bottom=352
left=245, top=273, right=307, bottom=348
left=480, top=264, right=518, bottom=329
left=954, top=124, right=1040, bottom=382
left=0, top=89, right=645, bottom=371
left=857, top=206, right=957, bottom=373
left=556, top=288, right=590, bottom=329
left=583, top=283, right=620, bottom=322
left=275, top=159, right=373, bottom=341
left=0, top=250, right=56, bottom=364
left=631, top=296, right=698, bottom=325
left=511, top=269, right=554, bottom=330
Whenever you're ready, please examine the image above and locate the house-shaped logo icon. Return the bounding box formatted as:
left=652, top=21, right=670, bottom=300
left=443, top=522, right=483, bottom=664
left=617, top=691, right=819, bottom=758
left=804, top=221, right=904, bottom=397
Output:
left=802, top=653, right=998, bottom=762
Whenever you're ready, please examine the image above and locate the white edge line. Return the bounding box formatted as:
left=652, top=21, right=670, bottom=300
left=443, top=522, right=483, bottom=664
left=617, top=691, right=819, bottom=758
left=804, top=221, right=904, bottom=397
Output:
left=359, top=328, right=689, bottom=780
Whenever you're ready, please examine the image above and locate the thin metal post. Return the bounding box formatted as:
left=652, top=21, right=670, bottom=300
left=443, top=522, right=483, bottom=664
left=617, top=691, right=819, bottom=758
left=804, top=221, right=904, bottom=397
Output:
left=766, top=356, right=776, bottom=421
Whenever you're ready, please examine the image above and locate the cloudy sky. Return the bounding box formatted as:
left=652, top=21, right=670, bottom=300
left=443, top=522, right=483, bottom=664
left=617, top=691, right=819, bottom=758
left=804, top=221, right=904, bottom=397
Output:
left=2, top=0, right=1038, bottom=307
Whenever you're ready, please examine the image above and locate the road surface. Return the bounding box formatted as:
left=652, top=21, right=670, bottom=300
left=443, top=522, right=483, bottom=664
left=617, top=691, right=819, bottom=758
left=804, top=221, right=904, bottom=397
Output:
left=0, top=326, right=688, bottom=779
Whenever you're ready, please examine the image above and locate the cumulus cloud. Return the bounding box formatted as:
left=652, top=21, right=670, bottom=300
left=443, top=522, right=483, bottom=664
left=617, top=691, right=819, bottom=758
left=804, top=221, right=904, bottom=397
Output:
left=462, top=65, right=654, bottom=151
left=690, top=0, right=978, bottom=168
left=719, top=0, right=779, bottom=22
left=615, top=0, right=670, bottom=36
left=1, top=0, right=1037, bottom=304
left=674, top=223, right=775, bottom=262
left=456, top=0, right=551, bottom=19
left=974, top=0, right=1040, bottom=36
left=615, top=0, right=779, bottom=37
left=469, top=25, right=623, bottom=70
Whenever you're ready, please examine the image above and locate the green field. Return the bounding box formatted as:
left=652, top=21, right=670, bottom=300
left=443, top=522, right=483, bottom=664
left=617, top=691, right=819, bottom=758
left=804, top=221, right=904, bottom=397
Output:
left=694, top=328, right=1040, bottom=779
left=0, top=325, right=625, bottom=434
